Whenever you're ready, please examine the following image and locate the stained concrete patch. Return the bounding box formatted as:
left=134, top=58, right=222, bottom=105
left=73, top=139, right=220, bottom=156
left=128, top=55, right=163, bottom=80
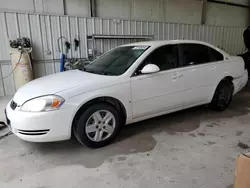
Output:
left=237, top=141, right=250, bottom=149
left=204, top=141, right=216, bottom=146
left=227, top=184, right=233, bottom=188
left=118, top=156, right=126, bottom=161
left=189, top=133, right=196, bottom=137
left=236, top=130, right=243, bottom=136
left=206, top=124, right=214, bottom=128
left=198, top=133, right=206, bottom=136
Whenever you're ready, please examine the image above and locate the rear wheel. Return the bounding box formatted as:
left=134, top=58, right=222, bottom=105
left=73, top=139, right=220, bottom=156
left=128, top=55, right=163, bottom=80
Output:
left=210, top=80, right=234, bottom=111
left=74, top=103, right=123, bottom=148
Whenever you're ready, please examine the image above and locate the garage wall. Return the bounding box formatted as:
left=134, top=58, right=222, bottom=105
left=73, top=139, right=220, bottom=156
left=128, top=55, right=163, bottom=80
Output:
left=64, top=0, right=90, bottom=17
left=34, top=0, right=64, bottom=15
left=96, top=0, right=132, bottom=20
left=0, top=0, right=65, bottom=14
left=0, top=1, right=248, bottom=96
left=205, top=2, right=249, bottom=27
left=0, top=0, right=249, bottom=27
left=95, top=0, right=203, bottom=24
left=0, top=12, right=246, bottom=96
left=164, top=0, right=203, bottom=24
left=0, top=0, right=35, bottom=12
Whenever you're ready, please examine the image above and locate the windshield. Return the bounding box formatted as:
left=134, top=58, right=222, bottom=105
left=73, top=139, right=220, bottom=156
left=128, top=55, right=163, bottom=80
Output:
left=84, top=46, right=149, bottom=76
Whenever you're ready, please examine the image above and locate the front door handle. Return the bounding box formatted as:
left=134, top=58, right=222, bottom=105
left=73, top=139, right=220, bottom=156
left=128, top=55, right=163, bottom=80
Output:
left=172, top=73, right=182, bottom=80
left=212, top=66, right=216, bottom=71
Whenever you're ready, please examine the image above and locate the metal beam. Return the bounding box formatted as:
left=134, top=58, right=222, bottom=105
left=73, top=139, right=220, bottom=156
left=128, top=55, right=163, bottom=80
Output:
left=208, top=0, right=250, bottom=8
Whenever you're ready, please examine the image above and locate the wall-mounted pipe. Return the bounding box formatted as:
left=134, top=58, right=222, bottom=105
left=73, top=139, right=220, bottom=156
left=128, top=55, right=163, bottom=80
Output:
left=90, top=0, right=96, bottom=17
left=63, top=0, right=66, bottom=15
left=201, top=0, right=207, bottom=24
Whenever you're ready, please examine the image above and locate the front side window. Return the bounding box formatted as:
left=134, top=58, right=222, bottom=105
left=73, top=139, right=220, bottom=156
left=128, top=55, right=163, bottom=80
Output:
left=84, top=46, right=149, bottom=76
left=180, top=44, right=211, bottom=66
left=134, top=44, right=178, bottom=75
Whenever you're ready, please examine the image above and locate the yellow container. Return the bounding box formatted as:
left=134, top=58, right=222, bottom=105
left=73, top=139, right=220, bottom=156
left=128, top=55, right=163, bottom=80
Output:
left=10, top=48, right=33, bottom=90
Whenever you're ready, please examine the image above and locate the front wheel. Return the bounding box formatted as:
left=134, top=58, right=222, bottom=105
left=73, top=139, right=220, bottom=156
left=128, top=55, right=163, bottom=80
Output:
left=74, top=103, right=123, bottom=148
left=210, top=80, right=234, bottom=111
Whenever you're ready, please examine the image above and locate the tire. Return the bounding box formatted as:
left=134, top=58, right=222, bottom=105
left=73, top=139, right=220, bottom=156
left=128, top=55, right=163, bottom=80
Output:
left=74, top=103, right=123, bottom=148
left=209, top=80, right=234, bottom=111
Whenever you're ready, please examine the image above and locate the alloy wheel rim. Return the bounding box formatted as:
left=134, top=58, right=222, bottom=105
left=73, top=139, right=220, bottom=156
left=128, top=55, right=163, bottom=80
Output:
left=85, top=110, right=116, bottom=142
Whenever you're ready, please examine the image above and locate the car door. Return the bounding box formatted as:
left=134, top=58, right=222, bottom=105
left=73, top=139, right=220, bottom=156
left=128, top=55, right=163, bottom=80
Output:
left=178, top=43, right=224, bottom=106
left=130, top=44, right=185, bottom=118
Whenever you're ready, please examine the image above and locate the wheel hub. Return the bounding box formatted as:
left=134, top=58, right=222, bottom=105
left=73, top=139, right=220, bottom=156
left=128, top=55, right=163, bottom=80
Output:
left=85, top=110, right=116, bottom=142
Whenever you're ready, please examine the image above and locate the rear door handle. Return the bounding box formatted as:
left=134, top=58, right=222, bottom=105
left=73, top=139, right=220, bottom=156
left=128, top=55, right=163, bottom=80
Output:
left=212, top=66, right=216, bottom=71
left=172, top=74, right=178, bottom=79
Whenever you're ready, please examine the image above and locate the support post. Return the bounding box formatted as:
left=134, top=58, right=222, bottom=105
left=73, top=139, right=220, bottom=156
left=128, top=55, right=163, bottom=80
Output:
left=201, top=0, right=207, bottom=25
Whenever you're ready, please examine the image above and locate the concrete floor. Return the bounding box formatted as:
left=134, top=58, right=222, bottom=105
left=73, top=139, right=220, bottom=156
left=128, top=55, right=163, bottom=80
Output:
left=1, top=87, right=250, bottom=188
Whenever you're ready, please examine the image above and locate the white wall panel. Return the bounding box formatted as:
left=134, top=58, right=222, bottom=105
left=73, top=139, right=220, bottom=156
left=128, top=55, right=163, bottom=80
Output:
left=164, top=0, right=203, bottom=24
left=34, top=0, right=64, bottom=15
left=29, top=15, right=44, bottom=60
left=41, top=0, right=64, bottom=15
left=132, top=0, right=163, bottom=22
left=1, top=64, right=16, bottom=95
left=65, top=0, right=89, bottom=17
left=0, top=13, right=10, bottom=61
left=0, top=0, right=34, bottom=12
left=96, top=0, right=132, bottom=20
left=206, top=2, right=249, bottom=27
left=96, top=0, right=203, bottom=24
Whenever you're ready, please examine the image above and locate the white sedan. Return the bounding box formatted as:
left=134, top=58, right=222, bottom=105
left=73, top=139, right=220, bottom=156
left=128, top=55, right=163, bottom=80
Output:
left=5, top=40, right=248, bottom=148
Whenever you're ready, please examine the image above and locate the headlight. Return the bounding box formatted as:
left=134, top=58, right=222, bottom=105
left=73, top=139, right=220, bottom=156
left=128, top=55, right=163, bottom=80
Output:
left=20, top=95, right=65, bottom=112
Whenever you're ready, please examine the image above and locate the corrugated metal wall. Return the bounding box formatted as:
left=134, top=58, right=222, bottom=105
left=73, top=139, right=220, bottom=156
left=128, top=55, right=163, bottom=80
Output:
left=0, top=12, right=246, bottom=96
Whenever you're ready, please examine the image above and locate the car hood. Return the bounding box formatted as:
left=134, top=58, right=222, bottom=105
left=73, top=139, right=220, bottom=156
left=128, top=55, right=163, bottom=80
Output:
left=13, top=70, right=117, bottom=104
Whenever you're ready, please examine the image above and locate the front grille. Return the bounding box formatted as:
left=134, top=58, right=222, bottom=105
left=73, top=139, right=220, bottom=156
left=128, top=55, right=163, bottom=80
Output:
left=18, top=129, right=50, bottom=136
left=10, top=100, right=17, bottom=110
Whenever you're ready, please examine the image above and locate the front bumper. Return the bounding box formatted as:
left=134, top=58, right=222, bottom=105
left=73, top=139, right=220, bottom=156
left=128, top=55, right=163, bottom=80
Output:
left=233, top=69, right=248, bottom=95
left=5, top=102, right=75, bottom=142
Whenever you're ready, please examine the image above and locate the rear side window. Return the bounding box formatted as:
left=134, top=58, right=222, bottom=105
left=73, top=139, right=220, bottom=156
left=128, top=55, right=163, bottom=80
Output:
left=209, top=47, right=224, bottom=62
left=180, top=44, right=210, bottom=66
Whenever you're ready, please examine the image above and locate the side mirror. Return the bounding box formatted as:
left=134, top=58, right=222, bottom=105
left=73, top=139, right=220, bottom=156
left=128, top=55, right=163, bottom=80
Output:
left=141, top=64, right=160, bottom=74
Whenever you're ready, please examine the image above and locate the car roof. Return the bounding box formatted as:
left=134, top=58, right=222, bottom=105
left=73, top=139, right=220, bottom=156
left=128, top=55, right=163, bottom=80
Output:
left=122, top=40, right=229, bottom=56
left=123, top=40, right=215, bottom=48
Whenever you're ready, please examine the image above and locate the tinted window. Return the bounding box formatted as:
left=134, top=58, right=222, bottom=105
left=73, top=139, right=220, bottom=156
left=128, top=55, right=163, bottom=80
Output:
left=209, top=47, right=224, bottom=61
left=85, top=46, right=149, bottom=76
left=180, top=44, right=210, bottom=66
left=135, top=45, right=178, bottom=75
